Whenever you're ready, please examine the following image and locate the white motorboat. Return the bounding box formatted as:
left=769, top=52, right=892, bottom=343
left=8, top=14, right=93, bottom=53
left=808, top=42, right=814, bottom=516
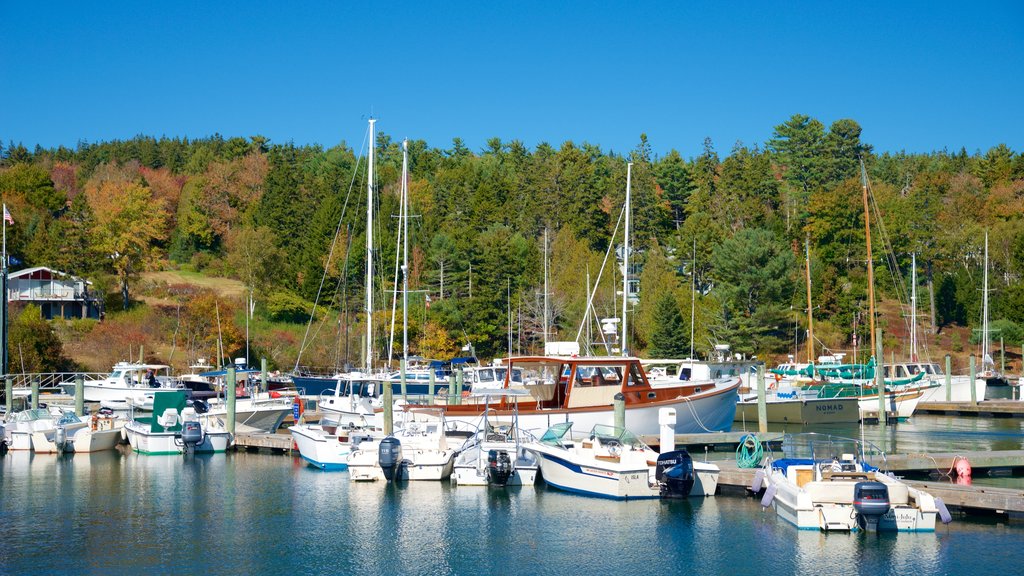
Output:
left=759, top=433, right=949, bottom=532
left=118, top=389, right=293, bottom=433
left=123, top=391, right=232, bottom=455
left=31, top=410, right=124, bottom=453
left=317, top=374, right=384, bottom=429
left=347, top=408, right=466, bottom=482
left=83, top=362, right=183, bottom=402
left=5, top=407, right=88, bottom=451
left=526, top=422, right=719, bottom=500
left=290, top=425, right=380, bottom=471
left=452, top=389, right=538, bottom=487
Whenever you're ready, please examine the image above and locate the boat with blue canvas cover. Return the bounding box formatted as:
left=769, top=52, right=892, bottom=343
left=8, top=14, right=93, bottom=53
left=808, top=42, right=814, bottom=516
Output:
left=758, top=433, right=949, bottom=532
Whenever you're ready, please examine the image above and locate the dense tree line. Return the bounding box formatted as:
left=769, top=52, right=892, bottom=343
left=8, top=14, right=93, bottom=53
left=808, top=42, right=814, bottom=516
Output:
left=1, top=116, right=1023, bottom=367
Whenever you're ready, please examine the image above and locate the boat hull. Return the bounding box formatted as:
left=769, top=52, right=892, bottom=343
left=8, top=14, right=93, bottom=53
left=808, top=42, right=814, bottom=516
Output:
left=290, top=425, right=352, bottom=470
left=124, top=422, right=232, bottom=455
left=918, top=376, right=987, bottom=403
left=734, top=396, right=861, bottom=424
left=424, top=382, right=740, bottom=437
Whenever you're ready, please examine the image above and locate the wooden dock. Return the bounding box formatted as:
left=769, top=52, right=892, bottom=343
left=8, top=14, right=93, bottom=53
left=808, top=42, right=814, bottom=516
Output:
left=234, top=432, right=295, bottom=453
left=916, top=400, right=1024, bottom=417
left=711, top=455, right=1024, bottom=518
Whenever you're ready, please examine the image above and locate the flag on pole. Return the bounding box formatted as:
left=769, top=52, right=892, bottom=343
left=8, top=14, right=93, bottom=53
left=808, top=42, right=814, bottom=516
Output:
left=3, top=205, right=12, bottom=225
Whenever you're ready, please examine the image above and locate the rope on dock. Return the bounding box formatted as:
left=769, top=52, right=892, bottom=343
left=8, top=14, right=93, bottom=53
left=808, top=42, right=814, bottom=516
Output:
left=735, top=433, right=764, bottom=468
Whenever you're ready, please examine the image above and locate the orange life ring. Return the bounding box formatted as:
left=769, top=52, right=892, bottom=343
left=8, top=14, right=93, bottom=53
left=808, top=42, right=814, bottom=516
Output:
left=293, top=397, right=305, bottom=416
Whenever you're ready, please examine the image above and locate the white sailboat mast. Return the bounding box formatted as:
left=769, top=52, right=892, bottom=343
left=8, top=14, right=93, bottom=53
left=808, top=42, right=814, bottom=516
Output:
left=543, top=227, right=549, bottom=352
left=911, top=252, right=917, bottom=361
left=365, top=118, right=375, bottom=372
left=982, top=230, right=990, bottom=367
left=402, top=138, right=409, bottom=363
left=622, top=162, right=632, bottom=357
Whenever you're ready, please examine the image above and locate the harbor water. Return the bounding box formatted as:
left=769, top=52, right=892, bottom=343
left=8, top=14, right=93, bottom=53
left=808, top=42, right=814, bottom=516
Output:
left=3, top=414, right=1024, bottom=576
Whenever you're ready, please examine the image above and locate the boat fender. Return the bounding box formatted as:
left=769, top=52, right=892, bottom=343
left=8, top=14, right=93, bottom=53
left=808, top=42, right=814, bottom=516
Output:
left=760, top=484, right=777, bottom=508
left=935, top=497, right=953, bottom=524
left=751, top=469, right=764, bottom=493
left=954, top=457, right=972, bottom=482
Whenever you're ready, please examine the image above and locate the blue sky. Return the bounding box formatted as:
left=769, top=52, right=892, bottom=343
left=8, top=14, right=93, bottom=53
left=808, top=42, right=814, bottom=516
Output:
left=1, top=1, right=1021, bottom=158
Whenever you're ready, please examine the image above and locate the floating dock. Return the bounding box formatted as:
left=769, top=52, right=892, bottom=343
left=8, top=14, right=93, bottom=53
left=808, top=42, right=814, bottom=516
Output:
left=712, top=454, right=1024, bottom=519
left=916, top=400, right=1024, bottom=417
left=234, top=431, right=295, bottom=453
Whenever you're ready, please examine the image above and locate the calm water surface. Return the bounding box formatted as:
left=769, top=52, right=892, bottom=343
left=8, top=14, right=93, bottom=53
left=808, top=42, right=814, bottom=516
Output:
left=2, top=414, right=1023, bottom=576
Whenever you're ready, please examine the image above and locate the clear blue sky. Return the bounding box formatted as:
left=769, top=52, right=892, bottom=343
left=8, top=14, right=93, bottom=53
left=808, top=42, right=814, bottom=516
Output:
left=2, top=1, right=1021, bottom=158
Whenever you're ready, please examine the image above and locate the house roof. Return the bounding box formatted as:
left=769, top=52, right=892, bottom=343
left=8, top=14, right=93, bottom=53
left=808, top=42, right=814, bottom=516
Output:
left=8, top=266, right=91, bottom=284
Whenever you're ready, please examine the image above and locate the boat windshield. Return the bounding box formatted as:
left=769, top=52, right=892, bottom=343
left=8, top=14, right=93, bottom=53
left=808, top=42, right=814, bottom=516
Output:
left=14, top=408, right=52, bottom=422
left=539, top=422, right=573, bottom=446
left=589, top=424, right=645, bottom=451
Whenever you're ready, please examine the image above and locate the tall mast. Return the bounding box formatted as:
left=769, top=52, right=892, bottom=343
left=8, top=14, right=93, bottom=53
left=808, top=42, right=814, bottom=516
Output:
left=690, top=238, right=696, bottom=361
left=805, top=234, right=814, bottom=365
left=982, top=230, right=990, bottom=368
left=401, top=138, right=409, bottom=364
left=860, top=160, right=877, bottom=360
left=911, top=252, right=917, bottom=361
left=543, top=227, right=549, bottom=352
left=365, top=118, right=375, bottom=372
left=622, top=162, right=632, bottom=357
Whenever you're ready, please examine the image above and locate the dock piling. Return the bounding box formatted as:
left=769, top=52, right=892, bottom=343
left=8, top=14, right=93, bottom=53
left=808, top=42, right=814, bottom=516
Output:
left=945, top=354, right=952, bottom=402
left=756, top=364, right=767, bottom=435
left=384, top=381, right=393, bottom=435
left=260, top=358, right=268, bottom=393
left=876, top=333, right=886, bottom=440
left=226, top=367, right=237, bottom=434
left=428, top=370, right=435, bottom=399
left=4, top=377, right=11, bottom=415
left=31, top=376, right=39, bottom=410
left=613, top=393, right=625, bottom=430
left=400, top=358, right=408, bottom=402
left=970, top=354, right=977, bottom=406
left=75, top=374, right=84, bottom=416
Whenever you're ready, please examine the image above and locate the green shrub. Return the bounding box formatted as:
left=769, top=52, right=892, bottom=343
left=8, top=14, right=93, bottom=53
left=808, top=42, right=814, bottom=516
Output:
left=266, top=291, right=314, bottom=323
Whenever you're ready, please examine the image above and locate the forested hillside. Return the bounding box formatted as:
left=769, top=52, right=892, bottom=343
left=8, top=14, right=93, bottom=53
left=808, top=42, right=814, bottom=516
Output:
left=2, top=114, right=1023, bottom=371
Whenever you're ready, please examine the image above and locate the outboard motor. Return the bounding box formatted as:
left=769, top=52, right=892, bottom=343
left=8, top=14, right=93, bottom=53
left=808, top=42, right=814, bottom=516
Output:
left=853, top=481, right=890, bottom=532
left=486, top=449, right=514, bottom=486
left=180, top=421, right=204, bottom=456
left=378, top=436, right=403, bottom=482
left=54, top=426, right=68, bottom=454
left=656, top=450, right=695, bottom=498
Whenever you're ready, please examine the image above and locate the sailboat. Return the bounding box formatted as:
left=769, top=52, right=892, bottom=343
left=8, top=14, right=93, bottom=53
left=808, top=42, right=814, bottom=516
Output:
left=291, top=119, right=387, bottom=469
left=793, top=162, right=938, bottom=421
left=899, top=252, right=987, bottom=403
left=398, top=162, right=742, bottom=436
left=735, top=236, right=861, bottom=425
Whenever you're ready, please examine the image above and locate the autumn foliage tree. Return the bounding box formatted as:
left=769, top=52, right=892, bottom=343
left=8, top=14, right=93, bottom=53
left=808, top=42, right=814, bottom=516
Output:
left=88, top=181, right=168, bottom=309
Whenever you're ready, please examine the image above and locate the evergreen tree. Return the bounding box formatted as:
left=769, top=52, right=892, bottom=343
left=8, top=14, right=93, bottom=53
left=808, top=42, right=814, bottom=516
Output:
left=649, top=293, right=690, bottom=358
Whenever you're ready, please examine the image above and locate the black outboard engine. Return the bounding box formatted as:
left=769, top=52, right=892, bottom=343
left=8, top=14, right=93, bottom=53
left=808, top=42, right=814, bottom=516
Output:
left=378, top=436, right=403, bottom=482
left=853, top=481, right=890, bottom=532
left=486, top=449, right=514, bottom=486
left=180, top=420, right=203, bottom=455
left=656, top=450, right=695, bottom=498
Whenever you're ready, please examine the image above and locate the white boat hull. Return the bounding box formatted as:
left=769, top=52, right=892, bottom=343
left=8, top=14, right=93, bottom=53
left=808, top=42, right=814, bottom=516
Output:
left=765, top=468, right=937, bottom=532
left=435, top=385, right=739, bottom=437
left=918, top=376, right=987, bottom=403
left=124, top=421, right=231, bottom=455
left=451, top=444, right=539, bottom=487
left=31, top=423, right=121, bottom=453
left=290, top=425, right=353, bottom=470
